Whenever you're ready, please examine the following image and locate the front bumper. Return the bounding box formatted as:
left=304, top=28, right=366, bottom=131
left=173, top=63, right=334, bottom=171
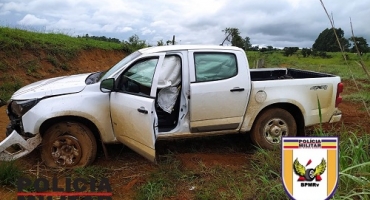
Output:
left=0, top=130, right=42, bottom=161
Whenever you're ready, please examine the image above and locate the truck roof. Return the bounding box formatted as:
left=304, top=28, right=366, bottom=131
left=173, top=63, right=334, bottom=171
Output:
left=138, top=45, right=242, bottom=54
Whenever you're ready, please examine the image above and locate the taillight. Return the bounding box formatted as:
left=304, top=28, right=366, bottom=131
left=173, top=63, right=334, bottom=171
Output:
left=335, top=82, right=343, bottom=107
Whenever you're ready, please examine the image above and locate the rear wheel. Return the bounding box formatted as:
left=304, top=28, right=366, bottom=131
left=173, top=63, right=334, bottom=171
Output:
left=41, top=122, right=97, bottom=168
left=251, top=108, right=297, bottom=149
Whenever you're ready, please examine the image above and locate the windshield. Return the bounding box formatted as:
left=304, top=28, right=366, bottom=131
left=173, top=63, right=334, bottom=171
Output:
left=99, top=51, right=142, bottom=81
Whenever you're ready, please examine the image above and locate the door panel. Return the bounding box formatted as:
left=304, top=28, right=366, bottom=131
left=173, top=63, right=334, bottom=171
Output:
left=109, top=54, right=164, bottom=162
left=110, top=93, right=157, bottom=161
left=189, top=51, right=250, bottom=132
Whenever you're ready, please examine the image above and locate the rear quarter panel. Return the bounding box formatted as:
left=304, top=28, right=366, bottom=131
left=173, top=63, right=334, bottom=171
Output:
left=240, top=76, right=341, bottom=132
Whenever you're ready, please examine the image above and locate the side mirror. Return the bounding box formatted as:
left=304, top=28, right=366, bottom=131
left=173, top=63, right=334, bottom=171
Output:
left=0, top=99, right=6, bottom=107
left=100, top=78, right=115, bottom=93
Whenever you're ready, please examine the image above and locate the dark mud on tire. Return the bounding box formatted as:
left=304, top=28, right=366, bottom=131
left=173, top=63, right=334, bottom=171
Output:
left=41, top=122, right=97, bottom=168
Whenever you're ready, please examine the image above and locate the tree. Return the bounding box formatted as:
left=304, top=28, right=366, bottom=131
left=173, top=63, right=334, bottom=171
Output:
left=244, top=36, right=252, bottom=50
left=312, top=28, right=349, bottom=52
left=79, top=34, right=120, bottom=43
left=221, top=28, right=253, bottom=50
left=157, top=39, right=164, bottom=46
left=283, top=47, right=299, bottom=57
left=126, top=34, right=146, bottom=46
left=166, top=40, right=173, bottom=45
left=122, top=34, right=147, bottom=52
left=349, top=36, right=369, bottom=54
left=250, top=45, right=259, bottom=51
left=260, top=47, right=268, bottom=52
left=221, top=28, right=244, bottom=48
left=266, top=46, right=274, bottom=51
left=301, top=48, right=312, bottom=57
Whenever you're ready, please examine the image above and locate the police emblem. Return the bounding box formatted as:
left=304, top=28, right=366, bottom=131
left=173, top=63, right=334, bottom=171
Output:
left=282, top=137, right=339, bottom=200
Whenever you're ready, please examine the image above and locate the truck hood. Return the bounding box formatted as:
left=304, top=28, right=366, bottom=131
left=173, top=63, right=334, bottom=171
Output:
left=12, top=73, right=91, bottom=100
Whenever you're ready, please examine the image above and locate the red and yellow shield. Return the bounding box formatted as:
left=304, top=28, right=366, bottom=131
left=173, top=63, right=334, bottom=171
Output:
left=282, top=137, right=338, bottom=200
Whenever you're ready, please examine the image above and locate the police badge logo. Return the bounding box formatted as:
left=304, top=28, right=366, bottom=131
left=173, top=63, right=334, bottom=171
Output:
left=294, top=158, right=326, bottom=182
left=282, top=137, right=339, bottom=200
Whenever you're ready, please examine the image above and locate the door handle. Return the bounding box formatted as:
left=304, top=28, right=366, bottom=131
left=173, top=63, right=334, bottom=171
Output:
left=230, top=87, right=245, bottom=92
left=137, top=107, right=148, bottom=114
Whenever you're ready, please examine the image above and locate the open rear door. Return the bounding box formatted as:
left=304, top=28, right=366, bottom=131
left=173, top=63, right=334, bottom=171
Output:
left=109, top=54, right=165, bottom=162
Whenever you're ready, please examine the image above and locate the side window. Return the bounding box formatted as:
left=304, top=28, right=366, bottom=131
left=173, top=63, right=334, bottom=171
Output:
left=194, top=53, right=237, bottom=82
left=118, top=57, right=159, bottom=96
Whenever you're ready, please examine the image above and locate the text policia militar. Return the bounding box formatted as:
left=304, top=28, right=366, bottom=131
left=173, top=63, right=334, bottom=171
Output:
left=298, top=139, right=322, bottom=148
left=17, top=177, right=112, bottom=200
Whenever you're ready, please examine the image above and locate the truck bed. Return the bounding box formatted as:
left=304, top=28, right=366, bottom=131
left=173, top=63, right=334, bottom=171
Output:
left=250, top=68, right=335, bottom=81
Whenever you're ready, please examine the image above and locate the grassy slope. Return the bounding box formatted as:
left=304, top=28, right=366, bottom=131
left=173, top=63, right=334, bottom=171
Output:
left=0, top=26, right=123, bottom=52
left=0, top=27, right=369, bottom=199
left=0, top=26, right=124, bottom=100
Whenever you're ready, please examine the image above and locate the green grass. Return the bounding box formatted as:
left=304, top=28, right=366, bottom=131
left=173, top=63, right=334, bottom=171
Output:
left=247, top=51, right=370, bottom=80
left=0, top=61, right=9, bottom=72
left=19, top=59, right=41, bottom=76
left=246, top=149, right=288, bottom=199
left=335, top=132, right=370, bottom=199
left=0, top=161, right=24, bottom=186
left=135, top=150, right=287, bottom=200
left=72, top=165, right=107, bottom=180
left=0, top=26, right=123, bottom=55
left=46, top=55, right=70, bottom=71
left=345, top=91, right=370, bottom=106
left=135, top=155, right=182, bottom=200
left=0, top=75, right=23, bottom=100
left=134, top=129, right=369, bottom=200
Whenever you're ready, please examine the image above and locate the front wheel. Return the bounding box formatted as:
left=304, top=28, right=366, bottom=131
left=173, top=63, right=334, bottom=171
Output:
left=41, top=122, right=97, bottom=168
left=251, top=108, right=297, bottom=150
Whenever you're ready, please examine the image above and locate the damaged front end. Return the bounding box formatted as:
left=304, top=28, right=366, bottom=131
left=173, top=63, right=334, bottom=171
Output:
left=0, top=98, right=42, bottom=161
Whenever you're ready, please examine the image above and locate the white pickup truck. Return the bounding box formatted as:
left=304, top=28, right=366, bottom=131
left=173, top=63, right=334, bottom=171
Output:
left=0, top=45, right=343, bottom=168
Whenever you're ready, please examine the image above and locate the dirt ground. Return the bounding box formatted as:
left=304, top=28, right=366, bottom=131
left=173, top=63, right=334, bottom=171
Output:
left=0, top=49, right=369, bottom=199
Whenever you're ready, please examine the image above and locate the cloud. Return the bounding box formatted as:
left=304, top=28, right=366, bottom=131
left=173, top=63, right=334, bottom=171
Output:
left=17, top=14, right=48, bottom=26
left=117, top=26, right=133, bottom=33
left=141, top=27, right=155, bottom=35
left=1, top=0, right=369, bottom=48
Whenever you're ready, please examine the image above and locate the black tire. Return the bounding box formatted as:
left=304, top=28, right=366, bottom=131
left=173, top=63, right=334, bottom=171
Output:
left=305, top=168, right=315, bottom=181
left=41, top=122, right=97, bottom=168
left=251, top=108, right=297, bottom=150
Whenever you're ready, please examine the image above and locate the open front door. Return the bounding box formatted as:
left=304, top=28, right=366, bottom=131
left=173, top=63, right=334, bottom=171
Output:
left=110, top=54, right=164, bottom=162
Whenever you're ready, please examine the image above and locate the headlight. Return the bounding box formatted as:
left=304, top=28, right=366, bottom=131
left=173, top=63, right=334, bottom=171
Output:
left=10, top=99, right=39, bottom=117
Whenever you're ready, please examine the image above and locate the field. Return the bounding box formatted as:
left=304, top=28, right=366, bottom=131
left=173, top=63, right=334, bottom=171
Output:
left=0, top=27, right=369, bottom=199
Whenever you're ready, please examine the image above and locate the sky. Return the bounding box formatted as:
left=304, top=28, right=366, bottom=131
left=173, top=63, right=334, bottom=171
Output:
left=1, top=0, right=369, bottom=48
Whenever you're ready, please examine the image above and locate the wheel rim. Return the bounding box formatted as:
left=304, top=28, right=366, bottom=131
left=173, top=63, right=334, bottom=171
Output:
left=50, top=135, right=82, bottom=167
left=309, top=169, right=315, bottom=179
left=263, top=118, right=288, bottom=144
